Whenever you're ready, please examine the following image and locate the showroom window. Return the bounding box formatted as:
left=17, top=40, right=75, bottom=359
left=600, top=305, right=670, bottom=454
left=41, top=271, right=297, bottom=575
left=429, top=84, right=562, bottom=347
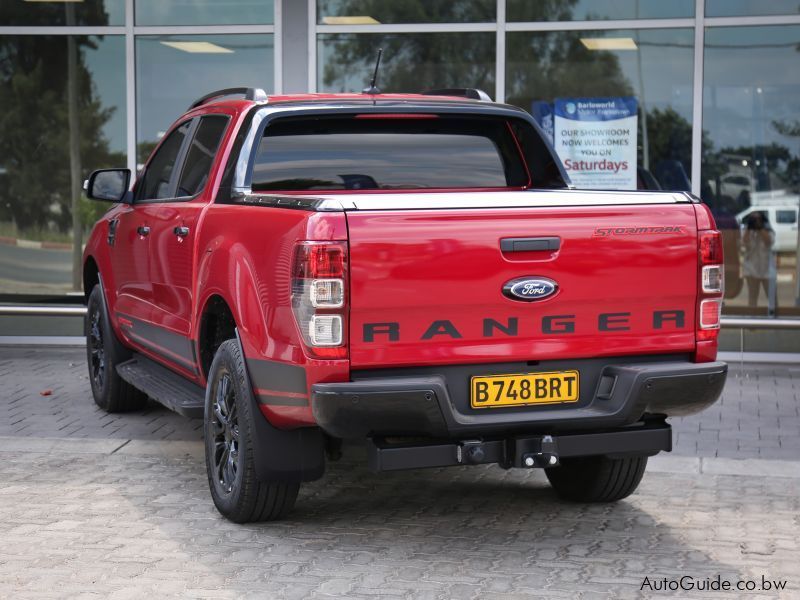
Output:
left=507, top=0, right=694, bottom=22
left=0, top=0, right=125, bottom=27
left=702, top=25, right=800, bottom=318
left=0, top=1, right=278, bottom=299
left=317, top=0, right=495, bottom=24
left=0, top=34, right=126, bottom=295
left=136, top=34, right=274, bottom=164
left=317, top=32, right=495, bottom=94
left=705, top=1, right=800, bottom=18
left=506, top=28, right=694, bottom=192
left=135, top=0, right=274, bottom=26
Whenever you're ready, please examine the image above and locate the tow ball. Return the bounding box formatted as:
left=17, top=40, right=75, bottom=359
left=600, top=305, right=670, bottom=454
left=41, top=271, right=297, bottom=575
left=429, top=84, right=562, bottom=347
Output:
left=521, top=435, right=560, bottom=468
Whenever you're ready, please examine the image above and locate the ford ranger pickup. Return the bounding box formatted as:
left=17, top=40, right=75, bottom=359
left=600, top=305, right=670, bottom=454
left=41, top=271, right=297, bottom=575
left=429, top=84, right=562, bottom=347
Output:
left=82, top=87, right=727, bottom=523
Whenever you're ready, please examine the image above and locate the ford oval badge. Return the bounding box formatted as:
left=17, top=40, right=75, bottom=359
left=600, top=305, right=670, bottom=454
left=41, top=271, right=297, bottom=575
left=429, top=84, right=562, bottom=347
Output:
left=503, top=277, right=558, bottom=302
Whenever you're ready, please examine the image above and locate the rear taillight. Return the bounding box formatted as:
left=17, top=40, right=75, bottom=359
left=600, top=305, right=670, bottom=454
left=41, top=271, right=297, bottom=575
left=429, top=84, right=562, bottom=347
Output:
left=292, top=241, right=348, bottom=358
left=697, top=230, right=723, bottom=342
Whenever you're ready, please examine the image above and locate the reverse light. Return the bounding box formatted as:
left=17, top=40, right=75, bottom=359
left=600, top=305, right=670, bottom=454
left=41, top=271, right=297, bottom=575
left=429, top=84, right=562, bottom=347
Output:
left=701, top=265, right=723, bottom=294
left=292, top=241, right=347, bottom=358
left=309, top=315, right=343, bottom=346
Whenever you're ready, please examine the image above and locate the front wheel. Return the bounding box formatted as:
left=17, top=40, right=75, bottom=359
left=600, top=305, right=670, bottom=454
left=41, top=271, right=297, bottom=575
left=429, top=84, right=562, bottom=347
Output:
left=85, top=284, right=146, bottom=412
left=204, top=339, right=299, bottom=523
left=545, top=455, right=648, bottom=503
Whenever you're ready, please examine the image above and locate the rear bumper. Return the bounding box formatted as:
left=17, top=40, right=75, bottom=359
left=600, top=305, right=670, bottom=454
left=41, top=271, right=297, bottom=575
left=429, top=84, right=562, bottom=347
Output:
left=311, top=359, right=727, bottom=439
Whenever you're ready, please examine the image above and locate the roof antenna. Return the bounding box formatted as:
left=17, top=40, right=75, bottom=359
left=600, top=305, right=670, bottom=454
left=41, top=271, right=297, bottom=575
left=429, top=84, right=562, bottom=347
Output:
left=362, top=48, right=383, bottom=95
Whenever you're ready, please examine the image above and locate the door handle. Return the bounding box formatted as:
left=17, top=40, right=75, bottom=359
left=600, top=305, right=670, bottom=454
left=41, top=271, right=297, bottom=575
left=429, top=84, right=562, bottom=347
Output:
left=107, top=218, right=119, bottom=246
left=173, top=226, right=190, bottom=237
left=137, top=225, right=150, bottom=236
left=500, top=237, right=560, bottom=252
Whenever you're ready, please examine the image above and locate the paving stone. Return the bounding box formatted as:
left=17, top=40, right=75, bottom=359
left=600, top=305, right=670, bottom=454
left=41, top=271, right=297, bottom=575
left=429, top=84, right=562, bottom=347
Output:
left=0, top=448, right=796, bottom=598
left=2, top=346, right=799, bottom=461
left=1, top=347, right=799, bottom=596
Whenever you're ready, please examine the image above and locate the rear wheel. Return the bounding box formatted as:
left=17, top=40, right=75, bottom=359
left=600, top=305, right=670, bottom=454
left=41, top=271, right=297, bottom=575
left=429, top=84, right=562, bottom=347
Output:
left=85, top=284, right=146, bottom=412
left=204, top=339, right=299, bottom=522
left=545, top=455, right=648, bottom=503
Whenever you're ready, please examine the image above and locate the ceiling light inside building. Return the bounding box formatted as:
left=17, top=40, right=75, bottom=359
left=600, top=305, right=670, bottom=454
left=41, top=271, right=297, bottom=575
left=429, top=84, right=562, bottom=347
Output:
left=322, top=16, right=381, bottom=25
left=580, top=37, right=638, bottom=51
left=160, top=41, right=234, bottom=54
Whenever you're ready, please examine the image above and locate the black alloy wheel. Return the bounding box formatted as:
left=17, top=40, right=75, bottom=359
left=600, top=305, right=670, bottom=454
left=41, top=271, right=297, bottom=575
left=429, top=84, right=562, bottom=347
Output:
left=84, top=284, right=146, bottom=412
left=204, top=339, right=300, bottom=522
left=210, top=371, right=241, bottom=494
left=88, top=305, right=106, bottom=390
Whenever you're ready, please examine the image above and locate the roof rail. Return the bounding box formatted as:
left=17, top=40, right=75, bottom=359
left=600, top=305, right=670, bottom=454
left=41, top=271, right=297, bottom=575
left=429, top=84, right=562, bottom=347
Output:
left=421, top=88, right=493, bottom=102
left=187, top=87, right=268, bottom=110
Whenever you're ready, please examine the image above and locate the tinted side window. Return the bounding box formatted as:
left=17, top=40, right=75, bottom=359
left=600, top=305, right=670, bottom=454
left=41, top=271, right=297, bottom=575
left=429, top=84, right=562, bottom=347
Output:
left=138, top=120, right=192, bottom=200
left=776, top=210, right=797, bottom=224
left=176, top=116, right=229, bottom=198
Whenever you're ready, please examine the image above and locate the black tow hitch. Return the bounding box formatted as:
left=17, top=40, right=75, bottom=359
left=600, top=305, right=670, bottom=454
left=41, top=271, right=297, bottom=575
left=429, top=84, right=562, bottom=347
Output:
left=366, top=421, right=671, bottom=473
left=520, top=435, right=560, bottom=468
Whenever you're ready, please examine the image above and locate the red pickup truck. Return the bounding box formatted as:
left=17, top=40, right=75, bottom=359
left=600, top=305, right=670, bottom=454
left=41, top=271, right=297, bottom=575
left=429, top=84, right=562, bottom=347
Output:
left=82, top=87, right=727, bottom=523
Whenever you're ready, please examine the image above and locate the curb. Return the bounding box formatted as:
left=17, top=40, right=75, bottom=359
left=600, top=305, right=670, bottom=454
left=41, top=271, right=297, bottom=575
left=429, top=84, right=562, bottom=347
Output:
left=0, top=235, right=76, bottom=251
left=0, top=436, right=798, bottom=478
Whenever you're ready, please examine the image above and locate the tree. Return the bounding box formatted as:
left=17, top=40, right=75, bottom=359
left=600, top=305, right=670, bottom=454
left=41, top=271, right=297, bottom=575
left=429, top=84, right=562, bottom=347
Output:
left=0, top=36, right=120, bottom=232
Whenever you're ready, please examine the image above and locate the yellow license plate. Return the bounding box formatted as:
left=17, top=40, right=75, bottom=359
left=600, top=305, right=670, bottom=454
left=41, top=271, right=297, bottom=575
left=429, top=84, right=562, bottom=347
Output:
left=470, top=370, right=579, bottom=409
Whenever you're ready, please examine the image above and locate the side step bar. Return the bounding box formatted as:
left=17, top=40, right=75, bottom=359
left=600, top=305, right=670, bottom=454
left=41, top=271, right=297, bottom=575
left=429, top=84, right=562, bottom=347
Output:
left=367, top=421, right=671, bottom=472
left=117, top=353, right=206, bottom=418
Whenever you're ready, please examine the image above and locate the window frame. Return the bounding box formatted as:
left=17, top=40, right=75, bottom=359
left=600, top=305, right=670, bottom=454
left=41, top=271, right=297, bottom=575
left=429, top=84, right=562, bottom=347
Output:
left=249, top=114, right=530, bottom=193
left=134, top=114, right=230, bottom=204
left=134, top=117, right=198, bottom=204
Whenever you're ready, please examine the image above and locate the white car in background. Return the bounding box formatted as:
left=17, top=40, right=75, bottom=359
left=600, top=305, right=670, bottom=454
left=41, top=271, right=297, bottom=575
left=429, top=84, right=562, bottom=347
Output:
left=736, top=204, right=799, bottom=253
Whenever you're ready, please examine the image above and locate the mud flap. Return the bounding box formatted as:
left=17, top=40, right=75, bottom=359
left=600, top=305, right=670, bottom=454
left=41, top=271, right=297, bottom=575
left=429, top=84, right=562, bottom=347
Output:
left=235, top=330, right=325, bottom=483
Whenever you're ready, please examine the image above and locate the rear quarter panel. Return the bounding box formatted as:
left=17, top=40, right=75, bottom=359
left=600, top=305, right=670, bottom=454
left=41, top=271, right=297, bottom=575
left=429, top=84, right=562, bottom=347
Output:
left=193, top=205, right=349, bottom=427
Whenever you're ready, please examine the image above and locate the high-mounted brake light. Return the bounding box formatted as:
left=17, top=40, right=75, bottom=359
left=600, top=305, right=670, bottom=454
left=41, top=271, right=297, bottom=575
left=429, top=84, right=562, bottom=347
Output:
left=354, top=113, right=439, bottom=119
left=292, top=241, right=348, bottom=358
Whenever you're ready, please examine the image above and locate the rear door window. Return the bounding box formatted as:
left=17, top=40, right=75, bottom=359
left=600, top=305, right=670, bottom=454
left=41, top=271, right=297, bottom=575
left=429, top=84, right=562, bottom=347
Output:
left=175, top=115, right=229, bottom=198
left=251, top=116, right=529, bottom=191
left=776, top=209, right=797, bottom=224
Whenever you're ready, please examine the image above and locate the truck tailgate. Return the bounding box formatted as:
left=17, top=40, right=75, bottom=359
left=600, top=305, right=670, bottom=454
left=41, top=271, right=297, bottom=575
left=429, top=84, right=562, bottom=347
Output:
left=344, top=198, right=699, bottom=368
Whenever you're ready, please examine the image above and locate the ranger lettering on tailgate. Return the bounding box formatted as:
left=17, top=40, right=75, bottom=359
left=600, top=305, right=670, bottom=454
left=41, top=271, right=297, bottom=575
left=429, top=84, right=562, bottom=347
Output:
left=362, top=310, right=686, bottom=342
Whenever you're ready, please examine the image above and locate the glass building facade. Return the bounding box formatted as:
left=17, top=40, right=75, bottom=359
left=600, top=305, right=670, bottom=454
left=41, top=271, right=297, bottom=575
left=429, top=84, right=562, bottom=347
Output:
left=1, top=1, right=799, bottom=350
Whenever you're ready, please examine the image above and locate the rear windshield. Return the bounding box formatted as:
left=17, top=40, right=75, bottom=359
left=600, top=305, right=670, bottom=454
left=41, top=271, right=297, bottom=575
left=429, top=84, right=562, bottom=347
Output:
left=251, top=115, right=529, bottom=191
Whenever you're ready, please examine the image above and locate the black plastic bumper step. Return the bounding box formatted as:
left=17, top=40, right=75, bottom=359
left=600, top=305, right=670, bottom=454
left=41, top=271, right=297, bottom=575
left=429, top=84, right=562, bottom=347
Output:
left=117, top=354, right=205, bottom=418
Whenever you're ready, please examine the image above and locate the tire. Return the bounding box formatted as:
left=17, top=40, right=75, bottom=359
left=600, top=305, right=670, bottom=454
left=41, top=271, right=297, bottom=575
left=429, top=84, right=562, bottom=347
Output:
left=545, top=455, right=648, bottom=503
left=204, top=339, right=299, bottom=523
left=85, top=284, right=147, bottom=412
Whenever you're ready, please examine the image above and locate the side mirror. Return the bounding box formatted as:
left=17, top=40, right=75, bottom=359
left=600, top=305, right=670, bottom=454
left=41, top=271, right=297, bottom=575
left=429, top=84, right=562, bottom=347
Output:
left=84, top=169, right=132, bottom=204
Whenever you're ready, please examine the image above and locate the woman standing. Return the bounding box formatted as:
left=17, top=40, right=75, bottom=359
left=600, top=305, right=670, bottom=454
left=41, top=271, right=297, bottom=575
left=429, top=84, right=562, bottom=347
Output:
left=742, top=211, right=775, bottom=308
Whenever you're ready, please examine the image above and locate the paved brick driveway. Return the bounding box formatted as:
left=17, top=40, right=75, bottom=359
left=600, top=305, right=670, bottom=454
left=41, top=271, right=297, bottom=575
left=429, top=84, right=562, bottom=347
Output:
left=0, top=347, right=798, bottom=598
left=1, top=448, right=797, bottom=599
left=2, top=347, right=798, bottom=460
